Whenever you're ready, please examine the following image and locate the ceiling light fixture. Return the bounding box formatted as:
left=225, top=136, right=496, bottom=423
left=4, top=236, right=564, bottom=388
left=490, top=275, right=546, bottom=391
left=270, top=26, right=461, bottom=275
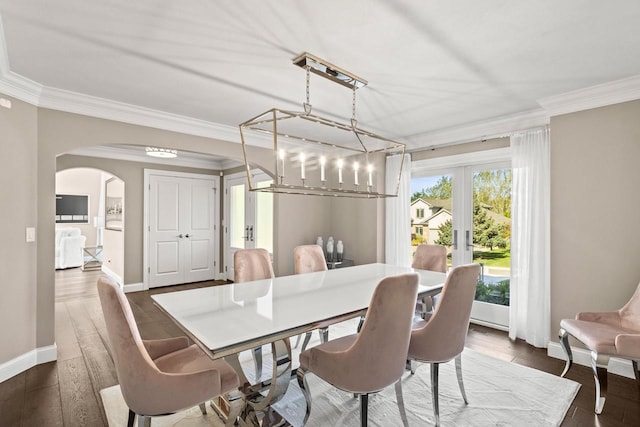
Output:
left=145, top=146, right=178, bottom=158
left=239, top=52, right=405, bottom=198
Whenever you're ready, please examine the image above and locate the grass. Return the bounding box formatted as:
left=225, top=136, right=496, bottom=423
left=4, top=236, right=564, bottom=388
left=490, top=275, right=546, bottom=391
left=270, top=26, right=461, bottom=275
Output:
left=472, top=248, right=510, bottom=268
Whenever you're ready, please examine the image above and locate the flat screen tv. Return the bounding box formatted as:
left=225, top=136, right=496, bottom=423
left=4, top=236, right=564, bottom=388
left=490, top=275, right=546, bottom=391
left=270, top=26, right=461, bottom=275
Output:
left=56, top=194, right=89, bottom=224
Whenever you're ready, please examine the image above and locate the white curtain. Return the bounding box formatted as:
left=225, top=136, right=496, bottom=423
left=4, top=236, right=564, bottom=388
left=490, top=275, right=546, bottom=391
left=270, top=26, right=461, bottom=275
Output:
left=385, top=153, right=412, bottom=267
left=509, top=127, right=550, bottom=347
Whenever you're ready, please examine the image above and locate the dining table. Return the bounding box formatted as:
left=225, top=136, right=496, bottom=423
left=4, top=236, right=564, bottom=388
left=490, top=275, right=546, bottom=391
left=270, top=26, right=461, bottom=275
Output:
left=152, top=262, right=446, bottom=426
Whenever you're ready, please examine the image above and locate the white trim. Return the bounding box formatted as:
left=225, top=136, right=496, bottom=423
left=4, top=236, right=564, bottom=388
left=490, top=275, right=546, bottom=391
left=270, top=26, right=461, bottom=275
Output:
left=0, top=344, right=58, bottom=383
left=538, top=74, right=640, bottom=117
left=412, top=147, right=512, bottom=174
left=547, top=342, right=637, bottom=380
left=123, top=282, right=145, bottom=293
left=407, top=109, right=549, bottom=149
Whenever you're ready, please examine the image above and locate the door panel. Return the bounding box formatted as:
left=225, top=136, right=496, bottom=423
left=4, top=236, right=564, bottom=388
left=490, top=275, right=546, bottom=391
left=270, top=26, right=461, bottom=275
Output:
left=148, top=173, right=218, bottom=287
left=224, top=172, right=273, bottom=281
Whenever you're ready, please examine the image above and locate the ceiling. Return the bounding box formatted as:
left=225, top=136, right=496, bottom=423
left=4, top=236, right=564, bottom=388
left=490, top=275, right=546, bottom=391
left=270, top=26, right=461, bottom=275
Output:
left=1, top=1, right=640, bottom=157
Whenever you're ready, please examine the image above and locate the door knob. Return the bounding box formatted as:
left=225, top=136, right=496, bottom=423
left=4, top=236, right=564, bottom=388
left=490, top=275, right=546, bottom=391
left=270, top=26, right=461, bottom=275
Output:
left=177, top=234, right=183, bottom=238
left=185, top=234, right=190, bottom=238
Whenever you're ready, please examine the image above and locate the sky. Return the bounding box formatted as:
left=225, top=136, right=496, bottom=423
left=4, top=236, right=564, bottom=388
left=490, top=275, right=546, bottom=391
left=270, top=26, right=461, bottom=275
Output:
left=411, top=175, right=444, bottom=195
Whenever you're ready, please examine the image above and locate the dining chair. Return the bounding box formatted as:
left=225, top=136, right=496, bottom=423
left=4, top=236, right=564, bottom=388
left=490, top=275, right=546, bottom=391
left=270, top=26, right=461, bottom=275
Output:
left=294, top=245, right=330, bottom=351
left=297, top=273, right=419, bottom=427
left=234, top=248, right=275, bottom=381
left=403, top=263, right=481, bottom=427
left=412, top=244, right=447, bottom=318
left=97, top=276, right=240, bottom=427
left=559, top=281, right=640, bottom=414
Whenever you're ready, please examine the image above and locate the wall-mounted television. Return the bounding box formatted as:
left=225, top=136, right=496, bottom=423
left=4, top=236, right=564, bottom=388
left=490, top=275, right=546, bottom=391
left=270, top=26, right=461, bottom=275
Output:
left=56, top=194, right=89, bottom=224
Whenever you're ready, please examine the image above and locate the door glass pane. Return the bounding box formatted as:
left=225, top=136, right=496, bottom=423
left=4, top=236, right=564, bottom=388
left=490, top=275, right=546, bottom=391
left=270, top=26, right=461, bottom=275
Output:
left=255, top=180, right=273, bottom=253
left=472, top=168, right=512, bottom=306
left=410, top=174, right=453, bottom=267
left=229, top=183, right=245, bottom=248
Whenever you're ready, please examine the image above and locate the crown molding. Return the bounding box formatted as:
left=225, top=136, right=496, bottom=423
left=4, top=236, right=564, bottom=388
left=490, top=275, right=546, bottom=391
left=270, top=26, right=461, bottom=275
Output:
left=538, top=74, right=640, bottom=117
left=38, top=85, right=242, bottom=143
left=66, top=145, right=242, bottom=170
left=407, top=108, right=549, bottom=149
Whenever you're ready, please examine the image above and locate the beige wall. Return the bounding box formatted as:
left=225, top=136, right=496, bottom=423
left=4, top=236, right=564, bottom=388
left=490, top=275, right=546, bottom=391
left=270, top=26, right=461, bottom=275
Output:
left=0, top=95, right=38, bottom=363
left=550, top=100, right=640, bottom=341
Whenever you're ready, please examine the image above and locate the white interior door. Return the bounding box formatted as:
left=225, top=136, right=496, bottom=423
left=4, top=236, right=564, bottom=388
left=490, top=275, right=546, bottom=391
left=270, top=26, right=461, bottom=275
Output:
left=224, top=172, right=273, bottom=281
left=412, top=149, right=511, bottom=329
left=147, top=171, right=219, bottom=288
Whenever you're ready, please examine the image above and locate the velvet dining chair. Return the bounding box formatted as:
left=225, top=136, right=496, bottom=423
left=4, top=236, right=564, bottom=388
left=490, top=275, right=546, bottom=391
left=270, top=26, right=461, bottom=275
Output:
left=559, top=281, right=640, bottom=414
left=412, top=244, right=447, bottom=318
left=402, top=263, right=481, bottom=427
left=297, top=273, right=419, bottom=427
left=234, top=248, right=275, bottom=381
left=97, top=276, right=240, bottom=427
left=293, top=245, right=329, bottom=351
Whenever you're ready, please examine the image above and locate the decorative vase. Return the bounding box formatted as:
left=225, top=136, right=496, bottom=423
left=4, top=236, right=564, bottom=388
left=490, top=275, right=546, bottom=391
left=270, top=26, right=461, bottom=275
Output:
left=316, top=236, right=323, bottom=250
left=326, top=240, right=334, bottom=262
left=336, top=240, right=344, bottom=262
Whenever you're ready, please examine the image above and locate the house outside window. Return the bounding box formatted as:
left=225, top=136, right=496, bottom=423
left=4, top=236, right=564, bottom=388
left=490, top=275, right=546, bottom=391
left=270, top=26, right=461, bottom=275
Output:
left=416, top=208, right=424, bottom=218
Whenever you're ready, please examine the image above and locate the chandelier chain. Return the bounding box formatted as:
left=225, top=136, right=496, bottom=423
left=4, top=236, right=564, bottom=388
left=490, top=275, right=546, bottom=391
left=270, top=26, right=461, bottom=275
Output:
left=352, top=87, right=357, bottom=122
left=305, top=65, right=311, bottom=106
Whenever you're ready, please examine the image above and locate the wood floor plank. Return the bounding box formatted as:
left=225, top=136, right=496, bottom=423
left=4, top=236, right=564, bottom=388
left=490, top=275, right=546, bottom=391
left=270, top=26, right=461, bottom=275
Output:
left=0, top=371, right=25, bottom=402
left=21, top=384, right=64, bottom=427
left=0, top=394, right=23, bottom=426
left=55, top=302, right=83, bottom=361
left=57, top=357, right=106, bottom=427
left=25, top=361, right=59, bottom=392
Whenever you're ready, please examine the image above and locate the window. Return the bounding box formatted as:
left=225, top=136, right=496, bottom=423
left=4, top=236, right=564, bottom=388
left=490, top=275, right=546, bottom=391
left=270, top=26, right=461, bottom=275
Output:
left=416, top=208, right=425, bottom=218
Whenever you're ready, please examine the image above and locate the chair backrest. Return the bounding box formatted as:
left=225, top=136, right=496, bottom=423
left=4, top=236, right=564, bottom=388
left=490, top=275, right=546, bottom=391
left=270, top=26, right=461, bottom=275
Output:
left=412, top=244, right=447, bottom=273
left=619, top=281, right=640, bottom=330
left=234, top=248, right=274, bottom=282
left=408, top=263, right=481, bottom=363
left=294, top=245, right=327, bottom=274
left=97, top=276, right=160, bottom=414
left=336, top=273, right=419, bottom=393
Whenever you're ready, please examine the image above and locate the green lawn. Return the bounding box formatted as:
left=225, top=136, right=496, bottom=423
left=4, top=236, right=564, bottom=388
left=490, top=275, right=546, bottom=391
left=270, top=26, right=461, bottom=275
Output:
left=472, top=248, right=511, bottom=268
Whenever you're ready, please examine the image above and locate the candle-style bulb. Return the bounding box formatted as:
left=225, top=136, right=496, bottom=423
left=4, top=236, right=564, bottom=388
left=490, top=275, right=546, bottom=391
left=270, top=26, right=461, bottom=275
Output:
left=320, top=156, right=326, bottom=183
left=300, top=153, right=306, bottom=180
left=337, top=159, right=344, bottom=185
left=367, top=164, right=373, bottom=187
left=353, top=162, right=359, bottom=186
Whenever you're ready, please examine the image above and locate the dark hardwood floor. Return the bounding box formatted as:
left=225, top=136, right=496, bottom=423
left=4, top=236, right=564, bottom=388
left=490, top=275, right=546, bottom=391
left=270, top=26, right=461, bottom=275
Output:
left=0, top=268, right=638, bottom=426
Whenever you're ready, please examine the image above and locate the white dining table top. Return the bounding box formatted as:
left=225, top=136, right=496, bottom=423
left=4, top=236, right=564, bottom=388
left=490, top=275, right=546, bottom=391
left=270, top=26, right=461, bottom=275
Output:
left=152, top=263, right=446, bottom=358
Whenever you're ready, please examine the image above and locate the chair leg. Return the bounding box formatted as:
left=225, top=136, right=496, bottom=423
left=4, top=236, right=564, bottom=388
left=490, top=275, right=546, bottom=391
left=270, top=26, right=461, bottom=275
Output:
left=409, top=359, right=417, bottom=375
left=357, top=315, right=365, bottom=332
left=252, top=346, right=262, bottom=382
left=360, top=394, right=369, bottom=427
left=296, top=368, right=312, bottom=426
left=455, top=354, right=468, bottom=404
left=559, top=328, right=573, bottom=377
left=395, top=379, right=409, bottom=427
left=198, top=402, right=207, bottom=415
left=632, top=360, right=640, bottom=381
left=590, top=351, right=608, bottom=414
left=137, top=415, right=151, bottom=427
left=294, top=334, right=302, bottom=349
left=127, top=409, right=135, bottom=427
left=431, top=363, right=440, bottom=427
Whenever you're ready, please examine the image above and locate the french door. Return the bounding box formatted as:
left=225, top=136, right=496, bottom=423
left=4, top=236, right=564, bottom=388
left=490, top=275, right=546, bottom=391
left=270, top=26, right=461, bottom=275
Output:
left=412, top=150, right=511, bottom=329
left=224, top=171, right=274, bottom=281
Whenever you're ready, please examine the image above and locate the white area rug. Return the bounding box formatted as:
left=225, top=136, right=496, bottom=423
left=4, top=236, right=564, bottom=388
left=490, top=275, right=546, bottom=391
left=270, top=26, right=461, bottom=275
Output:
left=101, top=344, right=579, bottom=426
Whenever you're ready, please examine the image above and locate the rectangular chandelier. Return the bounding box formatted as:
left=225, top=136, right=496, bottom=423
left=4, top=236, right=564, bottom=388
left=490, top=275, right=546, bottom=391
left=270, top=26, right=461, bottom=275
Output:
left=239, top=52, right=406, bottom=198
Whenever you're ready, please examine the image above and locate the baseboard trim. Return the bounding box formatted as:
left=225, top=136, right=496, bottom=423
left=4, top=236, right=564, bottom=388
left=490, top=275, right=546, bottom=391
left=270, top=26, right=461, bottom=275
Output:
left=547, top=341, right=636, bottom=379
left=0, top=343, right=58, bottom=383
left=123, top=282, right=145, bottom=293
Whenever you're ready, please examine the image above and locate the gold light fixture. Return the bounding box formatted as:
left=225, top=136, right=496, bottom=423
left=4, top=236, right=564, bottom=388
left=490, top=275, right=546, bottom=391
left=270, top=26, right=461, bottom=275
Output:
left=239, top=52, right=405, bottom=198
left=145, top=146, right=178, bottom=158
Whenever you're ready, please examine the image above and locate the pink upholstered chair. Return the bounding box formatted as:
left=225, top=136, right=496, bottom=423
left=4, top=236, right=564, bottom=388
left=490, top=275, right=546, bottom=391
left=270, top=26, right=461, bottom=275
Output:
left=412, top=244, right=447, bottom=317
left=297, top=273, right=419, bottom=427
left=559, top=282, right=640, bottom=414
left=234, top=248, right=275, bottom=381
left=97, top=276, right=240, bottom=427
left=404, top=263, right=481, bottom=427
left=294, top=245, right=329, bottom=350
